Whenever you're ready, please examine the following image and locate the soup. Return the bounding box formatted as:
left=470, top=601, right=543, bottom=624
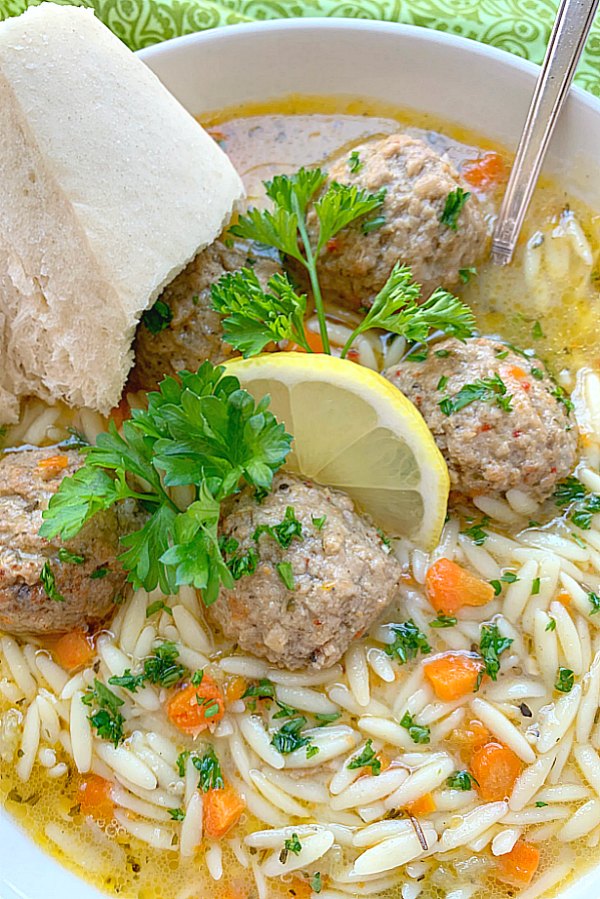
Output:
left=2, top=96, right=600, bottom=899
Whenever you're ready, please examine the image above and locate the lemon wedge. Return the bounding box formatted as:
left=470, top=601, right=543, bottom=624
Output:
left=226, top=353, right=449, bottom=549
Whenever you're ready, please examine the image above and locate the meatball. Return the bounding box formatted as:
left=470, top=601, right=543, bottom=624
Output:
left=298, top=134, right=488, bottom=309
left=207, top=473, right=401, bottom=670
left=0, top=447, right=138, bottom=636
left=133, top=238, right=281, bottom=389
left=385, top=337, right=578, bottom=500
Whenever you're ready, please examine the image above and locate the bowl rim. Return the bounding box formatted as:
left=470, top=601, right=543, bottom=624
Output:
left=137, top=15, right=600, bottom=116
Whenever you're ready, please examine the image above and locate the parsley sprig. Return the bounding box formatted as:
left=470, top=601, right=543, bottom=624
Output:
left=213, top=169, right=475, bottom=358
left=478, top=623, right=513, bottom=683
left=40, top=364, right=291, bottom=604
left=384, top=620, right=431, bottom=664
left=108, top=642, right=186, bottom=693
left=229, top=168, right=385, bottom=353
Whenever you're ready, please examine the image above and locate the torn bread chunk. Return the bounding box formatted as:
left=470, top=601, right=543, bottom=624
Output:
left=0, top=4, right=244, bottom=423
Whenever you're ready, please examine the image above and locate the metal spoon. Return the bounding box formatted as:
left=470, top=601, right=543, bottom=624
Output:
left=491, top=0, right=599, bottom=265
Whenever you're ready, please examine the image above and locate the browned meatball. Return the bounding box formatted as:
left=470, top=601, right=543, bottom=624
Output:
left=385, top=338, right=578, bottom=500
left=0, top=447, right=138, bottom=636
left=133, top=238, right=281, bottom=389
left=207, top=473, right=401, bottom=670
left=298, top=134, right=488, bottom=309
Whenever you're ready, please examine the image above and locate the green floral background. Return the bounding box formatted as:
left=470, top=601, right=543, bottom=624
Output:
left=1, top=0, right=599, bottom=96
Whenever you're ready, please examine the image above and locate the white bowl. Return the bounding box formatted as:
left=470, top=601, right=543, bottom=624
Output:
left=2, top=17, right=600, bottom=899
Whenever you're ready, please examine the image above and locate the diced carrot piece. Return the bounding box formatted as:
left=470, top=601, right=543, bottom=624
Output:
left=462, top=152, right=507, bottom=189
left=425, top=558, right=495, bottom=615
left=37, top=454, right=69, bottom=480
left=47, top=630, right=95, bottom=672
left=504, top=364, right=527, bottom=380
left=167, top=675, right=224, bottom=736
left=406, top=792, right=436, bottom=816
left=109, top=395, right=132, bottom=429
left=225, top=676, right=248, bottom=704
left=470, top=742, right=523, bottom=801
left=453, top=719, right=491, bottom=761
left=497, top=840, right=541, bottom=887
left=78, top=775, right=114, bottom=822
left=423, top=652, right=484, bottom=701
left=287, top=879, right=312, bottom=899
left=556, top=590, right=572, bottom=607
left=222, top=884, right=249, bottom=899
left=203, top=783, right=246, bottom=838
left=286, top=329, right=325, bottom=354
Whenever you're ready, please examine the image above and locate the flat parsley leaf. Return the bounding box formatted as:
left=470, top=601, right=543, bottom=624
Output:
left=41, top=363, right=292, bottom=603
left=193, top=747, right=224, bottom=792
left=270, top=716, right=316, bottom=757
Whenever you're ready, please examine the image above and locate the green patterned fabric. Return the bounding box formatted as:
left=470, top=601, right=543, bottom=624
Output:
left=1, top=0, right=599, bottom=96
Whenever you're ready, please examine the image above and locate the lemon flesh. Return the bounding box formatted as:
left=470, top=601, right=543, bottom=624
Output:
left=226, top=353, right=449, bottom=549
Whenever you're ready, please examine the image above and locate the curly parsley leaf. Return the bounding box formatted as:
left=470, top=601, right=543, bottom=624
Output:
left=211, top=269, right=309, bottom=357
left=142, top=299, right=172, bottom=335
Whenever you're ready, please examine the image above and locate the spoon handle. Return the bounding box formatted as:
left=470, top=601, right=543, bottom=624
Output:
left=491, top=0, right=599, bottom=265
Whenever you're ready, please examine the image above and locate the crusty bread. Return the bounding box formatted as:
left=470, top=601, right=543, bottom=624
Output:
left=0, top=4, right=245, bottom=423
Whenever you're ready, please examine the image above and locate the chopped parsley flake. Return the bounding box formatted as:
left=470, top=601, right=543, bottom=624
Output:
left=90, top=567, right=109, bottom=579
left=108, top=642, right=186, bottom=692
left=168, top=808, right=185, bottom=821
left=361, top=215, right=386, bottom=234
left=243, top=679, right=276, bottom=700
left=553, top=476, right=600, bottom=530
left=546, top=618, right=556, bottom=632
left=478, top=623, right=513, bottom=682
left=400, top=712, right=430, bottom=744
left=555, top=667, right=575, bottom=693
left=57, top=548, right=85, bottom=565
left=271, top=717, right=317, bottom=757
left=459, top=266, right=477, bottom=283
left=439, top=374, right=513, bottom=416
left=145, top=599, right=173, bottom=618
left=347, top=739, right=381, bottom=776
left=279, top=833, right=302, bottom=864
left=311, top=515, right=327, bottom=531
left=531, top=577, right=541, bottom=595
left=311, top=873, right=323, bottom=893
left=82, top=679, right=125, bottom=747
left=348, top=151, right=363, bottom=173
left=461, top=516, right=490, bottom=546
left=276, top=561, right=295, bottom=590
left=532, top=320, right=544, bottom=339
left=193, top=747, right=224, bottom=792
left=429, top=613, right=457, bottom=628
left=588, top=592, right=600, bottom=615
left=440, top=188, right=471, bottom=230
left=142, top=299, right=172, bottom=334
left=447, top=770, right=478, bottom=791
left=385, top=620, right=431, bottom=664
left=253, top=505, right=303, bottom=549
left=40, top=561, right=65, bottom=603
left=437, top=375, right=449, bottom=391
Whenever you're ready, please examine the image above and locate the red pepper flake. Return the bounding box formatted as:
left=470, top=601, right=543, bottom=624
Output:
left=521, top=382, right=531, bottom=391
left=513, top=430, right=522, bottom=438
left=326, top=238, right=339, bottom=252
left=480, top=423, right=492, bottom=433
left=347, top=349, right=360, bottom=362
left=551, top=466, right=557, bottom=474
